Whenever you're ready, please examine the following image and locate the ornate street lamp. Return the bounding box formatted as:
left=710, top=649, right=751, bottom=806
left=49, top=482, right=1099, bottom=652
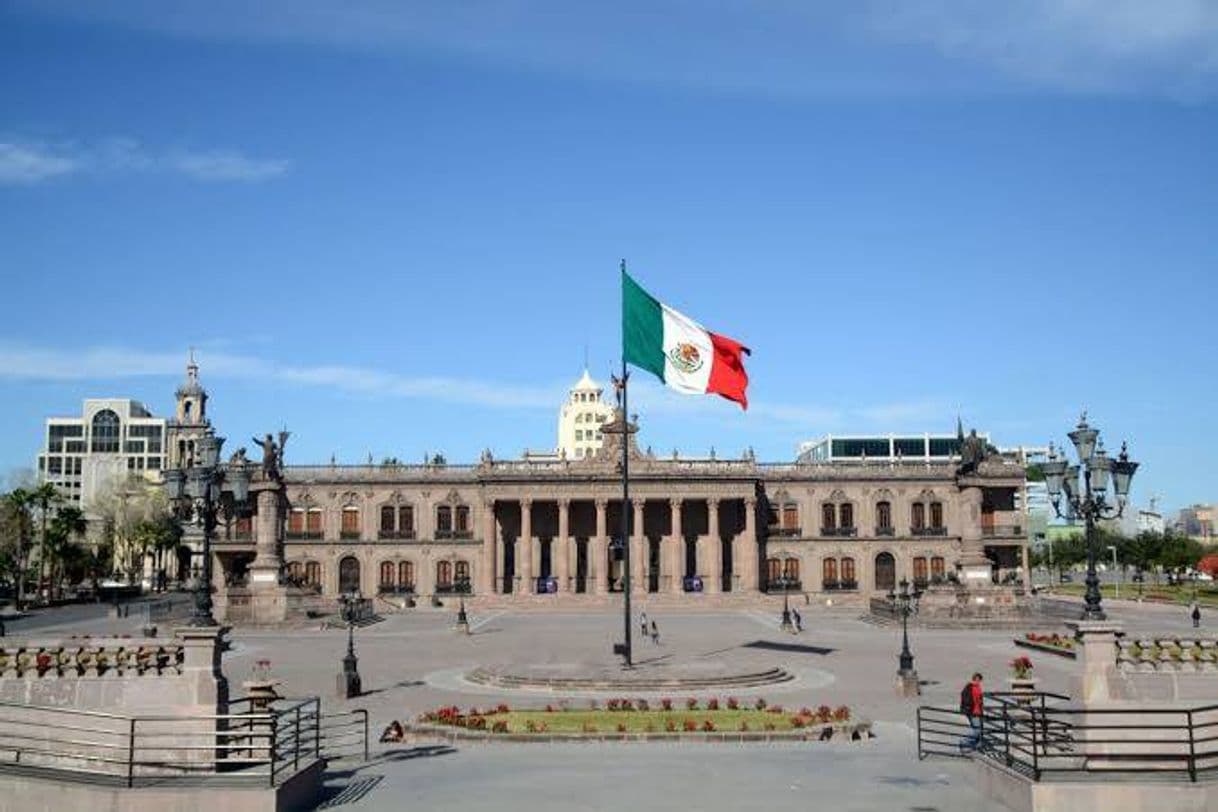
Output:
left=779, top=569, right=792, bottom=631
left=1041, top=414, right=1138, bottom=621
left=337, top=593, right=362, bottom=698
left=163, top=433, right=251, bottom=627
left=888, top=577, right=922, bottom=682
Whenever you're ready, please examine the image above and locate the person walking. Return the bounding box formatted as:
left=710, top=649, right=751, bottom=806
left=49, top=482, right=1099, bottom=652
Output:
left=650, top=620, right=660, bottom=645
left=958, top=672, right=984, bottom=753
left=640, top=610, right=648, bottom=639
left=1192, top=602, right=1201, bottom=629
left=792, top=608, right=803, bottom=633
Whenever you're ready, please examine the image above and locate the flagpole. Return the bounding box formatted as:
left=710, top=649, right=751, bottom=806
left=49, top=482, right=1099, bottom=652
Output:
left=620, top=258, right=633, bottom=668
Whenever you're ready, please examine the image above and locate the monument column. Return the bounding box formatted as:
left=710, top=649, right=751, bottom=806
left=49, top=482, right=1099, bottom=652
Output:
left=742, top=497, right=758, bottom=592
left=706, top=498, right=722, bottom=594
left=632, top=499, right=646, bottom=595
left=668, top=498, right=683, bottom=594
left=557, top=499, right=571, bottom=592
left=594, top=498, right=609, bottom=595
left=481, top=500, right=496, bottom=595
left=519, top=499, right=534, bottom=594
left=957, top=486, right=991, bottom=584
left=250, top=484, right=284, bottom=579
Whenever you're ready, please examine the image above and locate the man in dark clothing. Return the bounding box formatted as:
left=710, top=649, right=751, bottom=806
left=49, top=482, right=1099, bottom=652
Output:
left=959, top=672, right=984, bottom=753
left=1192, top=603, right=1202, bottom=628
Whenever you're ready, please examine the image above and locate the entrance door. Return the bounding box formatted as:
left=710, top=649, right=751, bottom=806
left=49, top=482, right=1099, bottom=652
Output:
left=874, top=552, right=896, bottom=592
left=339, top=556, right=361, bottom=595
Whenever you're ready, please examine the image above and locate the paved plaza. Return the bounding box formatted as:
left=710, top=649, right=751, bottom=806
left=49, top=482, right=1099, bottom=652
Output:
left=5, top=595, right=1209, bottom=810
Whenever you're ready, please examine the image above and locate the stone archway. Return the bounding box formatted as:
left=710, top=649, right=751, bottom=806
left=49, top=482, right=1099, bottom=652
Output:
left=339, top=555, right=361, bottom=595
left=874, top=552, right=896, bottom=592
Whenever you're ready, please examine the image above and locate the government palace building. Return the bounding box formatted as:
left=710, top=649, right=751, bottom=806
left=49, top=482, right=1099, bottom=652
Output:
left=205, top=369, right=1032, bottom=605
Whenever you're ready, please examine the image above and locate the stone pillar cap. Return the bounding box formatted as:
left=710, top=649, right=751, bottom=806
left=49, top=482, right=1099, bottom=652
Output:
left=1065, top=621, right=1124, bottom=635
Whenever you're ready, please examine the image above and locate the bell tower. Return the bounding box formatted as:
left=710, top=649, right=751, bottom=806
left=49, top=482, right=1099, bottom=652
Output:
left=167, top=350, right=212, bottom=469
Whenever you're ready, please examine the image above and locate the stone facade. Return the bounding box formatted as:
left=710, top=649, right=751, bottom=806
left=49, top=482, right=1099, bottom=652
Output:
left=211, top=418, right=1029, bottom=604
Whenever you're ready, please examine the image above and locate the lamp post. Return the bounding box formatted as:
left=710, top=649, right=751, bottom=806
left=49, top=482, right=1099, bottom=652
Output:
left=1040, top=414, right=1138, bottom=621
left=1107, top=545, right=1119, bottom=600
left=162, top=433, right=250, bottom=627
left=889, top=577, right=922, bottom=695
left=779, top=571, right=792, bottom=631
left=453, top=550, right=470, bottom=633
left=337, top=593, right=362, bottom=698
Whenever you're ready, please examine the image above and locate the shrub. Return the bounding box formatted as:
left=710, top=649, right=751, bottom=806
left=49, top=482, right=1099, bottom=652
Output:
left=817, top=705, right=833, bottom=723
left=645, top=722, right=656, bottom=733
left=707, top=698, right=720, bottom=710
left=491, top=721, right=508, bottom=734
left=607, top=699, right=621, bottom=712
left=616, top=723, right=627, bottom=733
left=799, top=707, right=813, bottom=717
left=683, top=719, right=698, bottom=732
left=739, top=721, right=750, bottom=732
left=768, top=705, right=783, bottom=714
left=765, top=722, right=776, bottom=731
left=468, top=716, right=487, bottom=730
left=665, top=719, right=677, bottom=732
left=496, top=703, right=510, bottom=714
left=636, top=698, right=650, bottom=712
left=686, top=698, right=699, bottom=710
left=754, top=698, right=767, bottom=711
left=702, top=720, right=715, bottom=732
left=621, top=699, right=634, bottom=711
left=833, top=706, right=850, bottom=722
left=468, top=707, right=480, bottom=717
left=791, top=716, right=805, bottom=729
left=727, top=697, right=739, bottom=710
left=525, top=720, right=537, bottom=733
left=661, top=698, right=673, bottom=711
left=582, top=722, right=597, bottom=733
left=545, top=704, right=555, bottom=713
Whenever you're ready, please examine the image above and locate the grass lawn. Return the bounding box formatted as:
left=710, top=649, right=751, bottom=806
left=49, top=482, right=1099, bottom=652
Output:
left=1048, top=583, right=1218, bottom=608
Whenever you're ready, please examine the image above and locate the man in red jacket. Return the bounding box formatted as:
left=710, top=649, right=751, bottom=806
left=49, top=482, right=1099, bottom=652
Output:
left=958, top=672, right=984, bottom=753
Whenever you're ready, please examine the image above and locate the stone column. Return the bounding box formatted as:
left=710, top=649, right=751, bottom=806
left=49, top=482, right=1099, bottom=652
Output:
left=594, top=499, right=608, bottom=595
left=250, top=484, right=283, bottom=580
left=742, top=497, right=758, bottom=592
left=1068, top=621, right=1122, bottom=705
left=632, top=499, right=646, bottom=595
left=557, top=499, right=570, bottom=592
left=668, top=499, right=683, bottom=594
left=519, top=499, right=533, bottom=594
left=706, top=498, right=721, bottom=594
left=957, top=486, right=992, bottom=583
left=481, top=500, right=496, bottom=594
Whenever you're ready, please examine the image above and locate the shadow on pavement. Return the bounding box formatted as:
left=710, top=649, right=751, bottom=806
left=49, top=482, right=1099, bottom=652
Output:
left=743, top=640, right=835, bottom=656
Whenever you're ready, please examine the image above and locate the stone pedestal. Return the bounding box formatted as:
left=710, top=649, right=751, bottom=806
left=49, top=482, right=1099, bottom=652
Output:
left=1068, top=620, right=1122, bottom=705
left=896, top=672, right=921, bottom=698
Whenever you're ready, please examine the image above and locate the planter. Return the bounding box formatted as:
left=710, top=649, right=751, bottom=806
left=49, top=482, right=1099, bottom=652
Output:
left=1008, top=677, right=1037, bottom=704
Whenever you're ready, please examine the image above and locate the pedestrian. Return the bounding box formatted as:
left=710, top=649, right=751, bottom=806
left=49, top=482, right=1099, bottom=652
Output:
left=640, top=610, right=648, bottom=639
left=650, top=620, right=660, bottom=645
left=792, top=608, right=803, bottom=633
left=958, top=672, right=984, bottom=753
left=1192, top=602, right=1201, bottom=629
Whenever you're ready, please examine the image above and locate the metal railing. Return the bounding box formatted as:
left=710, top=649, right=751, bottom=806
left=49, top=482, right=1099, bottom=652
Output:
left=917, top=692, right=1218, bottom=783
left=319, top=709, right=369, bottom=762
left=0, top=696, right=322, bottom=788
left=982, top=525, right=1024, bottom=537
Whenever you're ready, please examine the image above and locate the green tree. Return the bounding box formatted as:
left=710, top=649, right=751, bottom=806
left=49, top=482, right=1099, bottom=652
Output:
left=46, top=505, right=87, bottom=600
left=29, top=482, right=61, bottom=600
left=1, top=488, right=35, bottom=609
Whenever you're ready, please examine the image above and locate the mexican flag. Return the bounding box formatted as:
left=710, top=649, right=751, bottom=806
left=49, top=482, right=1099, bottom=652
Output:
left=622, top=270, right=751, bottom=409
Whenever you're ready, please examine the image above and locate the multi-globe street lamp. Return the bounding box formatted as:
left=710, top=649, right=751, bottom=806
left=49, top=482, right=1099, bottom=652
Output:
left=162, top=433, right=250, bottom=627
left=1040, top=414, right=1139, bottom=621
left=888, top=577, right=922, bottom=681
left=338, top=593, right=362, bottom=698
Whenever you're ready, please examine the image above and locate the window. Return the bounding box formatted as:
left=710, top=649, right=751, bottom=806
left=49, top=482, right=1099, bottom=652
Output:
left=380, top=506, right=395, bottom=534
left=455, top=560, right=470, bottom=584
left=839, top=503, right=854, bottom=529
left=47, top=457, right=62, bottom=475
left=398, top=561, right=414, bottom=588
left=455, top=505, right=470, bottom=535
left=436, top=560, right=452, bottom=588
left=876, top=501, right=892, bottom=532
left=398, top=506, right=413, bottom=535
left=912, top=502, right=926, bottom=531
left=782, top=505, right=799, bottom=531
left=783, top=558, right=800, bottom=582
left=289, top=509, right=305, bottom=535
left=90, top=410, right=120, bottom=453
left=306, top=509, right=323, bottom=535
left=929, top=438, right=959, bottom=457
left=822, top=558, right=838, bottom=586
left=379, top=561, right=395, bottom=588
left=913, top=556, right=928, bottom=585
left=930, top=502, right=944, bottom=529
left=341, top=507, right=361, bottom=538
left=575, top=414, right=583, bottom=423
left=575, top=430, right=583, bottom=441
left=841, top=557, right=856, bottom=584
left=305, top=561, right=321, bottom=586
left=894, top=438, right=925, bottom=457
left=766, top=557, right=782, bottom=585
left=931, top=556, right=946, bottom=580
left=821, top=503, right=836, bottom=531
left=436, top=506, right=452, bottom=536
left=288, top=561, right=303, bottom=580
left=147, top=457, right=161, bottom=470
left=235, top=516, right=252, bottom=539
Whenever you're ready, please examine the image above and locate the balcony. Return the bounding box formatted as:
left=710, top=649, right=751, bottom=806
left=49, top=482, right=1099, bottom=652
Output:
left=435, top=579, right=472, bottom=595
left=767, top=526, right=801, bottom=538
left=982, top=525, right=1024, bottom=537
left=764, top=577, right=802, bottom=593
left=340, top=531, right=362, bottom=541
left=285, top=531, right=323, bottom=541
left=875, top=526, right=895, bottom=537
left=911, top=526, right=948, bottom=537
left=377, top=584, right=416, bottom=596
left=378, top=529, right=416, bottom=540
left=822, top=580, right=858, bottom=592
left=820, top=527, right=857, bottom=538
left=435, top=529, right=474, bottom=540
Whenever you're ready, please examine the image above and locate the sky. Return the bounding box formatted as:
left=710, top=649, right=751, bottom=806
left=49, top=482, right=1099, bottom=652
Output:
left=1, top=1, right=1216, bottom=513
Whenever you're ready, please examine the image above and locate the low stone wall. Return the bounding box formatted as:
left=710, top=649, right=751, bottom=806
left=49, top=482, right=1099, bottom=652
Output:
left=405, top=719, right=873, bottom=744
left=1107, top=635, right=1218, bottom=703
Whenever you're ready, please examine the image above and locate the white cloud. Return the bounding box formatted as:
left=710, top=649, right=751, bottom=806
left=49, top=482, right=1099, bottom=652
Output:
left=0, top=143, right=78, bottom=184
left=0, top=137, right=289, bottom=185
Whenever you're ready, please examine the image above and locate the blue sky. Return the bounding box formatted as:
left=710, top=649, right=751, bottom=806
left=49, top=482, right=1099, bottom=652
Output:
left=1, top=2, right=1216, bottom=513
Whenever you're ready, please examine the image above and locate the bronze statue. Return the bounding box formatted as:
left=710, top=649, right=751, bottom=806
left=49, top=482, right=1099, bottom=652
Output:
left=957, top=428, right=988, bottom=476
left=253, top=433, right=280, bottom=480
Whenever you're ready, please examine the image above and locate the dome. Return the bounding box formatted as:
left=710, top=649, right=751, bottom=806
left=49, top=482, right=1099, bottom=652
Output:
left=175, top=357, right=206, bottom=399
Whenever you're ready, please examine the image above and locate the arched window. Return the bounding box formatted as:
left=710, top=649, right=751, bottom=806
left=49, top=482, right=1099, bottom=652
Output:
left=341, top=506, right=361, bottom=539
left=783, top=558, right=800, bottom=583
left=913, top=556, right=928, bottom=586
left=822, top=558, right=838, bottom=589
left=339, top=556, right=361, bottom=594
left=305, top=561, right=321, bottom=586
left=839, top=503, right=854, bottom=531
left=287, top=561, right=303, bottom=580
left=381, top=504, right=414, bottom=539
left=911, top=502, right=926, bottom=532
left=841, top=557, right=856, bottom=587
left=306, top=508, right=323, bottom=538
left=930, top=502, right=944, bottom=530
left=765, top=557, right=782, bottom=588
left=380, top=506, right=395, bottom=535
left=398, top=561, right=414, bottom=589
left=379, top=561, right=395, bottom=588
left=436, top=560, right=453, bottom=589
left=821, top=503, right=837, bottom=533
left=455, top=505, right=471, bottom=536
left=90, top=409, right=121, bottom=453
left=398, top=506, right=414, bottom=536
left=436, top=505, right=453, bottom=538
left=876, top=501, right=892, bottom=535
left=874, top=552, right=896, bottom=591
left=455, top=560, right=470, bottom=586
left=288, top=509, right=305, bottom=538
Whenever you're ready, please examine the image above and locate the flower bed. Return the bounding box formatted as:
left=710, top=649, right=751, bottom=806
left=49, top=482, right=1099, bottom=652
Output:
left=1014, top=633, right=1077, bottom=659
left=413, top=698, right=864, bottom=739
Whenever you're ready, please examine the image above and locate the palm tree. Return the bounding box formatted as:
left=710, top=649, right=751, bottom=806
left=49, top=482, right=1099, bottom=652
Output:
left=1, top=488, right=34, bottom=611
left=30, top=482, right=61, bottom=601
left=47, top=506, right=87, bottom=601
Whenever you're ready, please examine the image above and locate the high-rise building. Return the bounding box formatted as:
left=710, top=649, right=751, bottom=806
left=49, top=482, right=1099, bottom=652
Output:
left=555, top=369, right=614, bottom=460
